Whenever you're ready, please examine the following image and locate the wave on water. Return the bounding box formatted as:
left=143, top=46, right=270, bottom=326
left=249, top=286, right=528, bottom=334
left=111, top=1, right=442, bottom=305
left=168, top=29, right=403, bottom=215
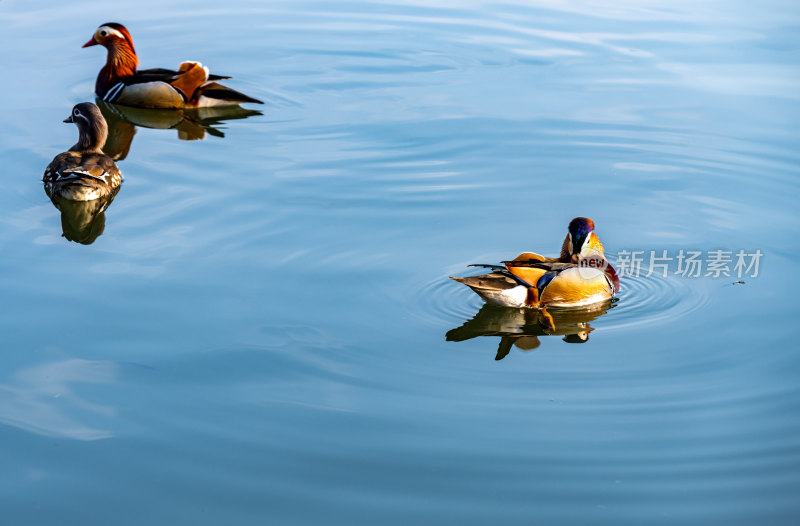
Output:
left=412, top=266, right=710, bottom=333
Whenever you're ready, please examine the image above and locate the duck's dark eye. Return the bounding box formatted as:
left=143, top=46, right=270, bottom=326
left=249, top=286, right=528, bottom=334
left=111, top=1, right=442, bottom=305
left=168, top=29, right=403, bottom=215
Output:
left=74, top=109, right=80, bottom=116
left=99, top=29, right=108, bottom=37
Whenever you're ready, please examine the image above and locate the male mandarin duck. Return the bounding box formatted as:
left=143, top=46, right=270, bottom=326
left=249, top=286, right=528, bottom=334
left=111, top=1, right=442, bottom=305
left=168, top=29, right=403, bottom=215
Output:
left=43, top=102, right=122, bottom=201
left=83, top=23, right=263, bottom=108
left=451, top=217, right=620, bottom=311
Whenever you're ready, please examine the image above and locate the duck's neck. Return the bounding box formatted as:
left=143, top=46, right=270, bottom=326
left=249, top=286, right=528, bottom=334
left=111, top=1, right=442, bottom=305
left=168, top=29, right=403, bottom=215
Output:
left=96, top=41, right=138, bottom=94
left=559, top=232, right=606, bottom=263
left=70, top=121, right=108, bottom=154
left=559, top=233, right=572, bottom=262
left=584, top=233, right=606, bottom=260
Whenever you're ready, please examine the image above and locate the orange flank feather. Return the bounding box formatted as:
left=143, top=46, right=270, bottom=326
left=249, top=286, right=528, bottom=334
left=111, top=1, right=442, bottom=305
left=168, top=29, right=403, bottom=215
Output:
left=505, top=252, right=554, bottom=287
left=169, top=62, right=209, bottom=103
left=504, top=264, right=547, bottom=287
left=513, top=252, right=545, bottom=262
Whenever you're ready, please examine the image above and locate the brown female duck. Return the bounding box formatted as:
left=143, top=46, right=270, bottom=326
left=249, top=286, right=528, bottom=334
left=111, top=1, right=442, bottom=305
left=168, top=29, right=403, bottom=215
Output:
left=43, top=102, right=122, bottom=201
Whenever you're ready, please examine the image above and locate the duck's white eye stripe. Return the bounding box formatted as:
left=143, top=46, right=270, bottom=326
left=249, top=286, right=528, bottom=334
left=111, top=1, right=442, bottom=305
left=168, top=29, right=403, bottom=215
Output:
left=98, top=26, right=126, bottom=40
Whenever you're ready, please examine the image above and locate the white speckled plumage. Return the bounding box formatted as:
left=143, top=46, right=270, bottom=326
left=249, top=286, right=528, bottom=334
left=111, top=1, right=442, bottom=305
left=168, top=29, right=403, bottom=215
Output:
left=43, top=102, right=123, bottom=201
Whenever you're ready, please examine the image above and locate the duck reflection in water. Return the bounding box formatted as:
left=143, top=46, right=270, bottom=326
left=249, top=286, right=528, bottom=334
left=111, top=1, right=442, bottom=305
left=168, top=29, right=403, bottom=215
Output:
left=97, top=99, right=262, bottom=160
left=46, top=187, right=119, bottom=245
left=446, top=301, right=613, bottom=360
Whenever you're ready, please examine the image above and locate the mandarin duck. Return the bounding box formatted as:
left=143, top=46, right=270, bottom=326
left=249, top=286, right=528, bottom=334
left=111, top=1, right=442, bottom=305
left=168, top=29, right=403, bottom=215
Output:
left=451, top=217, right=620, bottom=312
left=83, top=23, right=263, bottom=108
left=43, top=102, right=123, bottom=201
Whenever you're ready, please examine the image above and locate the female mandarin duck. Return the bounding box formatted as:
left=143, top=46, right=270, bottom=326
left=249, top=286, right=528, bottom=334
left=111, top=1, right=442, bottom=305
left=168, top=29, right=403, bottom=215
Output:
left=83, top=23, right=262, bottom=108
left=451, top=217, right=620, bottom=310
left=43, top=102, right=122, bottom=201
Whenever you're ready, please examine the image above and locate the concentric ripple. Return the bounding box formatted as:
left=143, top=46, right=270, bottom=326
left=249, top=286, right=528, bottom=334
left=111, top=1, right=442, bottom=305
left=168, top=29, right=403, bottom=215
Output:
left=409, top=270, right=485, bottom=327
left=413, top=266, right=711, bottom=332
left=602, top=271, right=711, bottom=331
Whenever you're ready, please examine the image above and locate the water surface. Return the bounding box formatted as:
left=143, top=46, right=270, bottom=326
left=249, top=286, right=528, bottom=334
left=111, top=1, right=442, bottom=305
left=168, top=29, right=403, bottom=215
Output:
left=1, top=1, right=798, bottom=524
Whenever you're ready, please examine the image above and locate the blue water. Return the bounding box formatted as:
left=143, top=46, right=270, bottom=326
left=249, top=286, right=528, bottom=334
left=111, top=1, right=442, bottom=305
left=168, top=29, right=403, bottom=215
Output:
left=1, top=1, right=799, bottom=524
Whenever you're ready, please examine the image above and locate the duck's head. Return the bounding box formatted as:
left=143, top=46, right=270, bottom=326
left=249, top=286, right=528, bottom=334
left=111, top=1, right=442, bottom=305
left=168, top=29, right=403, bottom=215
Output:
left=560, top=217, right=605, bottom=263
left=82, top=23, right=136, bottom=52
left=64, top=102, right=108, bottom=153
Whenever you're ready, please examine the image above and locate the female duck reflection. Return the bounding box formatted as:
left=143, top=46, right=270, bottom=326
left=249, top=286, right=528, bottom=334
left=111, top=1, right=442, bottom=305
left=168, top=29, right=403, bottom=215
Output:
left=446, top=302, right=614, bottom=361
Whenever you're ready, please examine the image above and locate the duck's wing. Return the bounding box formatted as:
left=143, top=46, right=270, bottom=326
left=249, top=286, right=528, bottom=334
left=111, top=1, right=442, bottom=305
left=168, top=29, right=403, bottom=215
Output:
left=73, top=154, right=122, bottom=187
left=119, top=66, right=230, bottom=87
left=450, top=272, right=532, bottom=308
left=508, top=251, right=559, bottom=264
left=503, top=259, right=569, bottom=270
left=195, top=81, right=263, bottom=105
left=137, top=67, right=231, bottom=81
left=46, top=152, right=122, bottom=187
left=451, top=272, right=519, bottom=291
left=43, top=152, right=72, bottom=183
left=456, top=260, right=568, bottom=304
left=102, top=76, right=185, bottom=107
left=156, top=62, right=262, bottom=105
